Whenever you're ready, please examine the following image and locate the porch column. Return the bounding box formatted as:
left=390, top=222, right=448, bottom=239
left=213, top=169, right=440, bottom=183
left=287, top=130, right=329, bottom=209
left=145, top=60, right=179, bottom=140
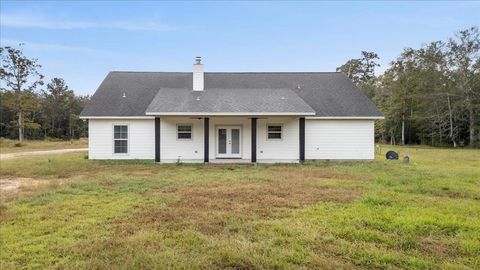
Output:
left=204, top=117, right=209, bottom=163
left=155, top=117, right=160, bottom=163
left=299, top=117, right=305, bottom=162
left=251, top=118, right=257, bottom=163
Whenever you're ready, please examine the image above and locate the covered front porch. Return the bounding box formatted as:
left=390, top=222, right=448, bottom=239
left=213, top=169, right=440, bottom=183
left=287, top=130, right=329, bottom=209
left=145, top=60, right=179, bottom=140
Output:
left=153, top=115, right=306, bottom=163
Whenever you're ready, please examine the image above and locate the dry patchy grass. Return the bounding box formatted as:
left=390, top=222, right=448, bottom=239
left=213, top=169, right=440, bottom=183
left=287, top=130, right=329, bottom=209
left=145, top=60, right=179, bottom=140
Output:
left=0, top=146, right=479, bottom=269
left=132, top=177, right=360, bottom=234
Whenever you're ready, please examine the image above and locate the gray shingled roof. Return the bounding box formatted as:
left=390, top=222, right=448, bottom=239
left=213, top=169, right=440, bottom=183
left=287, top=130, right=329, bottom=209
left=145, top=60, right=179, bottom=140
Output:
left=146, top=88, right=315, bottom=114
left=80, top=72, right=383, bottom=117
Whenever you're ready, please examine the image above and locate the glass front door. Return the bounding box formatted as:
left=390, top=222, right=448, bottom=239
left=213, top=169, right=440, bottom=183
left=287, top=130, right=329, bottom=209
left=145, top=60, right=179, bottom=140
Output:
left=216, top=126, right=242, bottom=158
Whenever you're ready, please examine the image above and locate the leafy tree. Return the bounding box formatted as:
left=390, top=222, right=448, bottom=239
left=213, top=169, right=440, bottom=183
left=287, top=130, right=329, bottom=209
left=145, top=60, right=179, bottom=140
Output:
left=41, top=78, right=74, bottom=137
left=41, top=78, right=89, bottom=139
left=447, top=27, right=480, bottom=147
left=360, top=27, right=479, bottom=148
left=414, top=41, right=460, bottom=146
left=337, top=51, right=380, bottom=98
left=67, top=95, right=90, bottom=138
left=0, top=45, right=44, bottom=143
left=378, top=48, right=420, bottom=145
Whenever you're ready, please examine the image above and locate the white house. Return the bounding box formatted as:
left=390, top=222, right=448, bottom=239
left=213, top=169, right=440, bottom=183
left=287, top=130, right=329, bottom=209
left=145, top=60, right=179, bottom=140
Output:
left=80, top=57, right=384, bottom=163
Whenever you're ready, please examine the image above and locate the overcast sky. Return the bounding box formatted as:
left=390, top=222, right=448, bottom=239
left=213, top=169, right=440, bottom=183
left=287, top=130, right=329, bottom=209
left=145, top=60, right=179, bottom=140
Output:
left=1, top=1, right=479, bottom=95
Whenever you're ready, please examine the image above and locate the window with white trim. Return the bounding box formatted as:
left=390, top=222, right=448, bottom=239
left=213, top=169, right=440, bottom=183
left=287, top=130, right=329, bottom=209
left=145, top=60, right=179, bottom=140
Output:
left=177, top=124, right=192, bottom=140
left=267, top=125, right=282, bottom=139
left=114, top=125, right=128, bottom=153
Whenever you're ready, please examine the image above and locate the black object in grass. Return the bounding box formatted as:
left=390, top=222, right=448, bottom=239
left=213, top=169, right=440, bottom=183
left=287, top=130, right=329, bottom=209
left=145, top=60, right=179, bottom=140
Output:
left=386, top=151, right=399, bottom=160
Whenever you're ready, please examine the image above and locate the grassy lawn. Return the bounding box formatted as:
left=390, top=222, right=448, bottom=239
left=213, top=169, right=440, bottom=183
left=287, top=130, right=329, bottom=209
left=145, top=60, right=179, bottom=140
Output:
left=0, top=138, right=88, bottom=154
left=0, top=146, right=479, bottom=269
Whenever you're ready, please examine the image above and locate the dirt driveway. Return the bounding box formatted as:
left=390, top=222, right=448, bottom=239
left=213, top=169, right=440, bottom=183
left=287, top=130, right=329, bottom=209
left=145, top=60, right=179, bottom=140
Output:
left=0, top=177, right=67, bottom=195
left=0, top=178, right=48, bottom=192
left=0, top=148, right=87, bottom=160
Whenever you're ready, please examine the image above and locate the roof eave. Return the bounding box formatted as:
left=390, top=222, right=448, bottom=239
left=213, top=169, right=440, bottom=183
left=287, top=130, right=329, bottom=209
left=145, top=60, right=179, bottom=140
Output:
left=145, top=112, right=316, bottom=116
left=305, top=116, right=385, bottom=120
left=79, top=116, right=155, bottom=119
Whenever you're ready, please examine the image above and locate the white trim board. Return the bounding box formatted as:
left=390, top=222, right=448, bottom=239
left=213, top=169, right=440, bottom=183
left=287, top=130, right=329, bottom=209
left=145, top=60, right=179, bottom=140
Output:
left=81, top=115, right=383, bottom=119
left=305, top=116, right=385, bottom=120
left=80, top=116, right=155, bottom=120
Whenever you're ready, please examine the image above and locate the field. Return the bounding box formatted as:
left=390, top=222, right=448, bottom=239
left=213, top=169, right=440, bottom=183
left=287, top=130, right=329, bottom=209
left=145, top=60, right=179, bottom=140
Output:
left=0, top=138, right=88, bottom=154
left=0, top=145, right=479, bottom=269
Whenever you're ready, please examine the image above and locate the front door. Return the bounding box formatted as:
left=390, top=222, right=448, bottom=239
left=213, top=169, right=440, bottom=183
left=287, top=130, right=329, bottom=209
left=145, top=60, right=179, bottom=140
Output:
left=216, top=126, right=242, bottom=158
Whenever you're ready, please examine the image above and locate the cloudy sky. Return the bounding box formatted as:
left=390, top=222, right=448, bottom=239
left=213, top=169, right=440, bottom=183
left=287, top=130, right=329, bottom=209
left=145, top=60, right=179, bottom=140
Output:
left=1, top=1, right=479, bottom=95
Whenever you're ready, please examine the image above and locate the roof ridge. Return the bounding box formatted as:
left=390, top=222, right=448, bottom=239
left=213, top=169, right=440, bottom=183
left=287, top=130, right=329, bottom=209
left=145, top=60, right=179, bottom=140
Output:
left=206, top=72, right=341, bottom=74
left=110, top=71, right=190, bottom=74
left=109, top=71, right=341, bottom=74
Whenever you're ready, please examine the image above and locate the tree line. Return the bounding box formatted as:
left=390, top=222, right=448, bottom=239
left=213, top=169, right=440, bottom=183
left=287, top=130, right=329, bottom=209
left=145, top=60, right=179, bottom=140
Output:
left=0, top=45, right=89, bottom=142
left=1, top=27, right=479, bottom=147
left=337, top=27, right=480, bottom=147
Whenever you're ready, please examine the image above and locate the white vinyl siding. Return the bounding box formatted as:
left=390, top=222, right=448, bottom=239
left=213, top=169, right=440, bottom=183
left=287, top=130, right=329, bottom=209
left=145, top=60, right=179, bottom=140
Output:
left=160, top=117, right=204, bottom=162
left=88, top=119, right=154, bottom=159
left=305, top=119, right=374, bottom=160
left=88, top=117, right=375, bottom=162
left=257, top=117, right=299, bottom=161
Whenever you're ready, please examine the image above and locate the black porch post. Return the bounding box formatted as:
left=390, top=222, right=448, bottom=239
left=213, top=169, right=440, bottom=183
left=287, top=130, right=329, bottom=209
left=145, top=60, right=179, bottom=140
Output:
left=251, top=118, right=257, bottom=163
left=204, top=117, right=209, bottom=163
left=155, top=117, right=160, bottom=163
left=299, top=117, right=305, bottom=162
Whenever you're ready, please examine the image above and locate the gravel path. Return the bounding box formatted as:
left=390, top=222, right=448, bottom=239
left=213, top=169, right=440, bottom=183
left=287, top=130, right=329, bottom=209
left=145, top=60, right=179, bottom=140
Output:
left=0, top=148, right=88, bottom=160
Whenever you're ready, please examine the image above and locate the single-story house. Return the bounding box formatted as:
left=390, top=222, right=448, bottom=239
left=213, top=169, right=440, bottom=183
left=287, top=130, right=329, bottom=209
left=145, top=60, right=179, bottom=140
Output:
left=80, top=57, right=384, bottom=163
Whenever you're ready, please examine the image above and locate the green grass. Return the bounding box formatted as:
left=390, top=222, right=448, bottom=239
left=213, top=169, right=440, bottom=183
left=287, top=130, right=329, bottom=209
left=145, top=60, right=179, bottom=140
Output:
left=0, top=145, right=479, bottom=269
left=0, top=138, right=88, bottom=154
